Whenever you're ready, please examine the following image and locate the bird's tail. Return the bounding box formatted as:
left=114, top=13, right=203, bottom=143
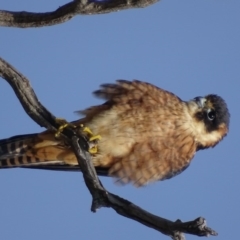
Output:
left=0, top=133, right=64, bottom=169
left=0, top=133, right=109, bottom=176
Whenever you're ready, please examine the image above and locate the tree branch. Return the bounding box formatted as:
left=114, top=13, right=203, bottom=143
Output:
left=0, top=56, right=218, bottom=240
left=0, top=0, right=159, bottom=28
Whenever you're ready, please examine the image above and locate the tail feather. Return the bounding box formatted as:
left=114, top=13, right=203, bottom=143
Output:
left=22, top=164, right=109, bottom=177
left=0, top=133, right=65, bottom=168
left=0, top=134, right=36, bottom=159
left=0, top=133, right=110, bottom=177
left=0, top=157, right=62, bottom=168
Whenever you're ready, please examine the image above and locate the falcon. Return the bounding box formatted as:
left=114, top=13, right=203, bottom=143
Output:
left=0, top=80, right=230, bottom=186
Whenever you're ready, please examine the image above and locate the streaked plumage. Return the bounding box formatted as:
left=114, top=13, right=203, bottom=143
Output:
left=0, top=80, right=230, bottom=186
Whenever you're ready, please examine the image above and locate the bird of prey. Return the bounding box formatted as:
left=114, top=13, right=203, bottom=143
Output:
left=0, top=80, right=230, bottom=186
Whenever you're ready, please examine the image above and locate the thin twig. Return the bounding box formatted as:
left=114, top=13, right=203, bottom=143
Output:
left=0, top=56, right=218, bottom=239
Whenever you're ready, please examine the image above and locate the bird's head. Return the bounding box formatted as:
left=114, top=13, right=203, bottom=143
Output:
left=187, top=94, right=230, bottom=150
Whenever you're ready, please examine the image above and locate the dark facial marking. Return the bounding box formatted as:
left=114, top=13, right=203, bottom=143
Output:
left=195, top=94, right=230, bottom=133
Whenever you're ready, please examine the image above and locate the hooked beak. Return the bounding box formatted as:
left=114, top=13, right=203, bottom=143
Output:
left=194, top=97, right=206, bottom=108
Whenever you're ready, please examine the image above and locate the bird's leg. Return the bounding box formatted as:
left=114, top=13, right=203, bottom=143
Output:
left=55, top=118, right=76, bottom=138
left=54, top=119, right=101, bottom=154
left=80, top=124, right=101, bottom=154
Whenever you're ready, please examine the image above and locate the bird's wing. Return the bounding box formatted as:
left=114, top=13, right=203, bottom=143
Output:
left=74, top=79, right=182, bottom=124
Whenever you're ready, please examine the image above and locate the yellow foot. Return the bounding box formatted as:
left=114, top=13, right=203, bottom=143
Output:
left=55, top=118, right=76, bottom=138
left=88, top=146, right=98, bottom=154
left=80, top=124, right=101, bottom=154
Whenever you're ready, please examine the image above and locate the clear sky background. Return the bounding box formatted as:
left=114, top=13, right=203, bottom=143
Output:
left=0, top=0, right=239, bottom=239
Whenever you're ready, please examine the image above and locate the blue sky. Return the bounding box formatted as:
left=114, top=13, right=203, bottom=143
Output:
left=0, top=0, right=239, bottom=239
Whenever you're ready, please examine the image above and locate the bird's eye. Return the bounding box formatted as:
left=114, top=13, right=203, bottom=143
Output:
left=207, top=109, right=216, bottom=121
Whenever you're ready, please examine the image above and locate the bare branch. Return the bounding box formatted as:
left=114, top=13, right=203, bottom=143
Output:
left=0, top=0, right=159, bottom=28
left=0, top=56, right=218, bottom=239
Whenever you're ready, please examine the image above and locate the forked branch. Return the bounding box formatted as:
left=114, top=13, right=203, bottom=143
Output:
left=0, top=57, right=217, bottom=240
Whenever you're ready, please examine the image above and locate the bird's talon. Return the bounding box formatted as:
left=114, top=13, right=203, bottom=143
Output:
left=55, top=123, right=69, bottom=138
left=88, top=146, right=98, bottom=154
left=89, top=134, right=102, bottom=142
left=55, top=118, right=76, bottom=138
left=83, top=127, right=94, bottom=136
left=82, top=126, right=101, bottom=142
left=81, top=125, right=101, bottom=154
